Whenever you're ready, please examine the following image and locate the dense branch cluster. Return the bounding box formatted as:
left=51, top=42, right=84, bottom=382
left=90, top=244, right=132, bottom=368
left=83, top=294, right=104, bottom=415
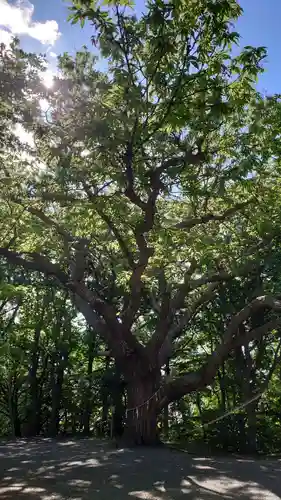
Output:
left=1, top=0, right=281, bottom=436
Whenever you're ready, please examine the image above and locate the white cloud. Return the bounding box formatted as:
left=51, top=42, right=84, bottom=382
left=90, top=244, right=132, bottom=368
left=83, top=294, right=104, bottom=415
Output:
left=27, top=19, right=60, bottom=45
left=0, top=28, right=13, bottom=46
left=0, top=0, right=61, bottom=45
left=49, top=51, right=57, bottom=58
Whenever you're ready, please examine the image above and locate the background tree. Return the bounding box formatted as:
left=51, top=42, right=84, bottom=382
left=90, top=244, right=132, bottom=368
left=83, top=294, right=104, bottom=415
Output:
left=1, top=0, right=281, bottom=444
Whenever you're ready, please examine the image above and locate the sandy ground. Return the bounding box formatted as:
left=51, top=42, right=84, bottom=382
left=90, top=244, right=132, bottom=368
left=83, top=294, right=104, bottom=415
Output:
left=0, top=438, right=280, bottom=499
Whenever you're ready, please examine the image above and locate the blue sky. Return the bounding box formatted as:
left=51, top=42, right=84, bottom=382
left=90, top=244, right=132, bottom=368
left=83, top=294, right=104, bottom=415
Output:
left=236, top=0, right=281, bottom=94
left=0, top=0, right=280, bottom=94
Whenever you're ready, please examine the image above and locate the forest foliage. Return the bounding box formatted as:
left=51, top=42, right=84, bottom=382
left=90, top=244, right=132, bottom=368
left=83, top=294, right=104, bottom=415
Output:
left=1, top=0, right=281, bottom=450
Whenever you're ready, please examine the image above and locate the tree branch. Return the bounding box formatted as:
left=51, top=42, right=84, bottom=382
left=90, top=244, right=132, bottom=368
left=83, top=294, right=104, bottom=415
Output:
left=175, top=199, right=254, bottom=230
left=124, top=141, right=146, bottom=211
left=0, top=247, right=144, bottom=359
left=189, top=259, right=261, bottom=290
left=161, top=318, right=281, bottom=408
left=146, top=272, right=172, bottom=361
left=122, top=164, right=162, bottom=329
left=157, top=283, right=218, bottom=365
left=170, top=259, right=198, bottom=310
left=26, top=206, right=74, bottom=241
left=159, top=295, right=281, bottom=407
left=0, top=247, right=68, bottom=281
left=73, top=294, right=111, bottom=346
left=143, top=37, right=203, bottom=143
left=70, top=238, right=89, bottom=282
left=40, top=192, right=82, bottom=203
left=148, top=149, right=205, bottom=180
left=147, top=256, right=265, bottom=366
left=83, top=183, right=135, bottom=267
left=264, top=337, right=281, bottom=386
left=226, top=295, right=281, bottom=333
left=98, top=208, right=135, bottom=267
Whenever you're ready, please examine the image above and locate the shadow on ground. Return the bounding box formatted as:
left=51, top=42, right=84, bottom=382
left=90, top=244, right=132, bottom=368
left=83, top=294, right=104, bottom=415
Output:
left=0, top=438, right=280, bottom=499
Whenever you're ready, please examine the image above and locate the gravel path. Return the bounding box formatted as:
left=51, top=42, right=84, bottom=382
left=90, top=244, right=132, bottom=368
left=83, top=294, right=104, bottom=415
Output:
left=0, top=438, right=280, bottom=499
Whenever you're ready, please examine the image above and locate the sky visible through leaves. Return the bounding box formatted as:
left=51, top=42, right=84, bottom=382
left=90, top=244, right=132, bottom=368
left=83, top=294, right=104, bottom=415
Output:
left=0, top=0, right=280, bottom=94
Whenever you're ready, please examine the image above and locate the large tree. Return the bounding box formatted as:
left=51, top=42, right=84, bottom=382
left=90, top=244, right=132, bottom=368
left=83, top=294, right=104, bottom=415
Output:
left=1, top=0, right=281, bottom=444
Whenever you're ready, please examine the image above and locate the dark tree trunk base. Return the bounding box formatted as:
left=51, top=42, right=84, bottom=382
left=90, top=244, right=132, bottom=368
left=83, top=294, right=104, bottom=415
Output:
left=114, top=430, right=164, bottom=448
left=125, top=374, right=162, bottom=446
left=122, top=428, right=161, bottom=447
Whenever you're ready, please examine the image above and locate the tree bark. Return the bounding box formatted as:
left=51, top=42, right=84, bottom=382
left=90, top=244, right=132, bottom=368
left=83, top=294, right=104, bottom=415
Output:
left=246, top=401, right=258, bottom=453
left=217, top=364, right=227, bottom=412
left=25, top=294, right=49, bottom=436
left=196, top=393, right=207, bottom=441
left=100, top=356, right=110, bottom=437
left=82, top=330, right=96, bottom=435
left=11, top=386, right=21, bottom=438
left=163, top=361, right=170, bottom=439
left=49, top=351, right=67, bottom=437
left=125, top=373, right=161, bottom=445
left=48, top=357, right=60, bottom=437
left=241, top=343, right=258, bottom=453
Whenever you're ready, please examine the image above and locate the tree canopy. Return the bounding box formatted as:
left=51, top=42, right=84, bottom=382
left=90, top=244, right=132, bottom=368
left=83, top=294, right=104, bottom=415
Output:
left=1, top=0, right=281, bottom=445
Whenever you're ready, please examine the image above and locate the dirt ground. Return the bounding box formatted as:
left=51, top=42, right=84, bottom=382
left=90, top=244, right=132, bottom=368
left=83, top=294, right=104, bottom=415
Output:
left=0, top=438, right=280, bottom=499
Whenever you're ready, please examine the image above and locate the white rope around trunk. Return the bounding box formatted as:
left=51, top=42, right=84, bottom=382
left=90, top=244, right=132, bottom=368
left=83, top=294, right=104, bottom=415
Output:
left=124, top=384, right=269, bottom=428
left=202, top=390, right=263, bottom=427
left=95, top=382, right=271, bottom=435
left=125, top=387, right=163, bottom=419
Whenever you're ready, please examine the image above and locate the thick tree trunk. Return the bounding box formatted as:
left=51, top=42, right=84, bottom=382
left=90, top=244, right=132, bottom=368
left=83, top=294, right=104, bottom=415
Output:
left=82, top=331, right=96, bottom=435
left=163, top=361, right=170, bottom=439
left=26, top=376, right=40, bottom=436
left=235, top=342, right=258, bottom=453
left=25, top=294, right=48, bottom=436
left=246, top=402, right=258, bottom=453
left=48, top=360, right=60, bottom=437
left=8, top=377, right=21, bottom=437
left=63, top=409, right=68, bottom=434
left=71, top=412, right=77, bottom=434
left=99, top=356, right=110, bottom=437
left=196, top=392, right=207, bottom=441
left=82, top=398, right=92, bottom=435
left=49, top=302, right=69, bottom=437
left=125, top=373, right=161, bottom=446
left=217, top=364, right=227, bottom=412
left=25, top=328, right=41, bottom=436
left=111, top=364, right=125, bottom=441
left=12, top=388, right=21, bottom=438
left=49, top=352, right=66, bottom=437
